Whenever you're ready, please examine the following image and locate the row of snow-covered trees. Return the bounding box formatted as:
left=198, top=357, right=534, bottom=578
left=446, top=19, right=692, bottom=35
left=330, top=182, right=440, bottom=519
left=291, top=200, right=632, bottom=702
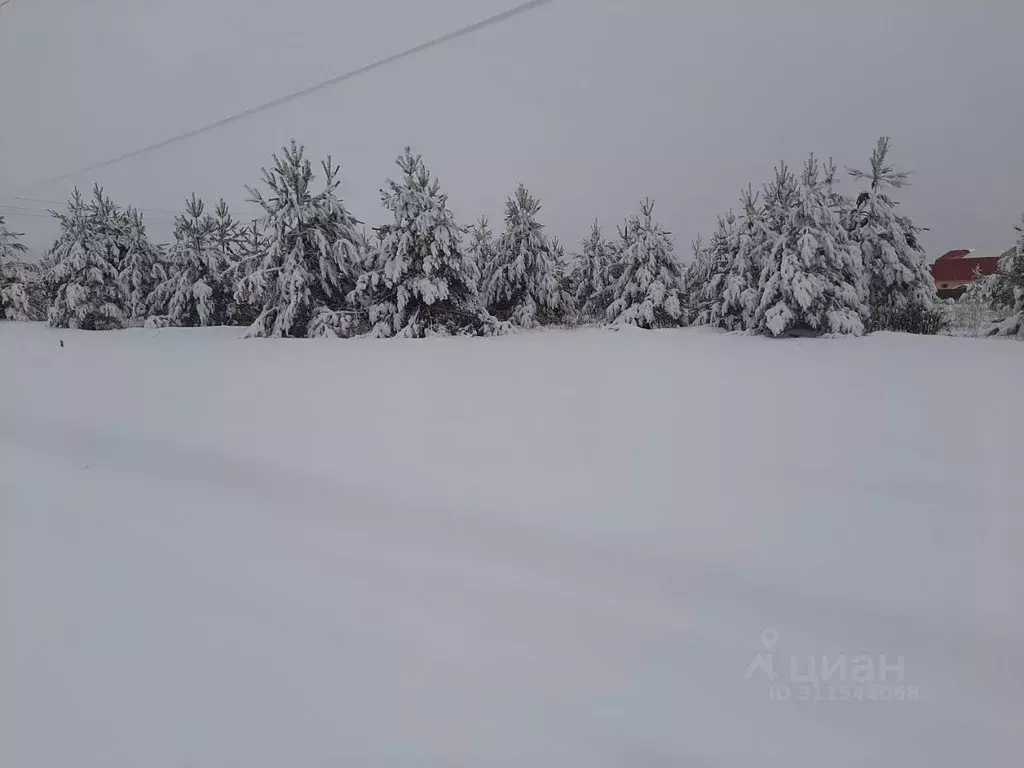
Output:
left=1, top=141, right=682, bottom=337
left=2, top=137, right=1022, bottom=338
left=684, top=138, right=941, bottom=336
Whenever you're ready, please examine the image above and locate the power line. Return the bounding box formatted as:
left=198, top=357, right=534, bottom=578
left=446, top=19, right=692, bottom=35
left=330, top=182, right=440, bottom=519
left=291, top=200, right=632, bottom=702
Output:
left=19, top=0, right=557, bottom=191
left=0, top=0, right=16, bottom=12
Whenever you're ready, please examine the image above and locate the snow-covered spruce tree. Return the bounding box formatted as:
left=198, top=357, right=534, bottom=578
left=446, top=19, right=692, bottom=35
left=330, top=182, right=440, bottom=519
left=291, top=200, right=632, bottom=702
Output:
left=485, top=184, right=574, bottom=327
left=720, top=187, right=769, bottom=331
left=682, top=235, right=711, bottom=318
left=226, top=218, right=268, bottom=326
left=691, top=211, right=739, bottom=327
left=987, top=216, right=1024, bottom=338
left=551, top=237, right=579, bottom=325
left=208, top=199, right=244, bottom=323
left=351, top=148, right=505, bottom=338
left=118, top=207, right=166, bottom=322
left=211, top=199, right=243, bottom=260
left=463, top=216, right=492, bottom=292
left=822, top=157, right=854, bottom=230
left=606, top=199, right=685, bottom=328
left=31, top=251, right=60, bottom=315
left=847, top=137, right=938, bottom=332
left=0, top=215, right=35, bottom=321
left=235, top=140, right=363, bottom=338
left=573, top=220, right=618, bottom=322
left=753, top=157, right=867, bottom=337
left=466, top=216, right=499, bottom=295
left=148, top=195, right=232, bottom=327
left=48, top=187, right=128, bottom=330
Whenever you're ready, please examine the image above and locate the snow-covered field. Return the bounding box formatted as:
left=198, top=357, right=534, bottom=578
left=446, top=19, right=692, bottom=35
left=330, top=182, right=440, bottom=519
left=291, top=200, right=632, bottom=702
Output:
left=2, top=322, right=1022, bottom=767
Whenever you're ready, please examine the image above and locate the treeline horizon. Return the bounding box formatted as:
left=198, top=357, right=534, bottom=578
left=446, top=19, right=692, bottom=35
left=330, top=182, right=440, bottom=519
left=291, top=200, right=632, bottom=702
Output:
left=1, top=136, right=1022, bottom=339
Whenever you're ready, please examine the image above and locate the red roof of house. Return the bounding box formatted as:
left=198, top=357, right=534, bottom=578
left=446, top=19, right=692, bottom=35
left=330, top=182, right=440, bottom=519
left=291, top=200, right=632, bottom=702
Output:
left=931, top=249, right=1004, bottom=282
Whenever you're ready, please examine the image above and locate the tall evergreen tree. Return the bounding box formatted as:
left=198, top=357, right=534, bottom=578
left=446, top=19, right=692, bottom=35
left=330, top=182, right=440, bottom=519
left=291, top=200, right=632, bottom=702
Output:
left=351, top=148, right=505, bottom=337
left=720, top=187, right=769, bottom=331
left=235, top=140, right=363, bottom=338
left=32, top=251, right=60, bottom=315
left=148, top=195, right=232, bottom=327
left=226, top=218, right=268, bottom=326
left=0, top=215, right=34, bottom=320
left=754, top=157, right=867, bottom=336
left=692, top=211, right=738, bottom=327
left=485, top=184, right=574, bottom=328
left=573, top=221, right=617, bottom=321
left=606, top=198, right=685, bottom=328
left=683, top=235, right=711, bottom=320
left=48, top=187, right=128, bottom=330
left=210, top=199, right=244, bottom=323
left=847, top=137, right=936, bottom=325
left=464, top=216, right=495, bottom=292
left=211, top=198, right=243, bottom=264
left=987, top=216, right=1024, bottom=338
left=118, top=207, right=165, bottom=321
left=467, top=216, right=498, bottom=294
left=550, top=236, right=578, bottom=324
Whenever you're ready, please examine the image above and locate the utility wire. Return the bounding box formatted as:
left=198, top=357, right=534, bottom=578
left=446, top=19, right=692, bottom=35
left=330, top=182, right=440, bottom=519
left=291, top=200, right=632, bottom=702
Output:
left=0, top=0, right=16, bottom=12
left=19, top=0, right=557, bottom=191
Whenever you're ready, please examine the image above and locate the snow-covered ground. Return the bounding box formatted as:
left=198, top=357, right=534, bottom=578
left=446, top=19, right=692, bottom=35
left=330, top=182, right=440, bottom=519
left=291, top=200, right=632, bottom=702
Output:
left=2, top=322, right=1022, bottom=767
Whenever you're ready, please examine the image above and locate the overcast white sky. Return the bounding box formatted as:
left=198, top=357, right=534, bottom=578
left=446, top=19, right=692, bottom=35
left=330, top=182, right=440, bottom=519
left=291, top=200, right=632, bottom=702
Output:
left=1, top=0, right=1022, bottom=257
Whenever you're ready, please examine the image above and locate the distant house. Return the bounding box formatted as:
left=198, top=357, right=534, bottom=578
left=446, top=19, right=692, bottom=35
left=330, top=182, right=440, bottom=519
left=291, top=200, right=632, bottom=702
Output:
left=930, top=248, right=1011, bottom=299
